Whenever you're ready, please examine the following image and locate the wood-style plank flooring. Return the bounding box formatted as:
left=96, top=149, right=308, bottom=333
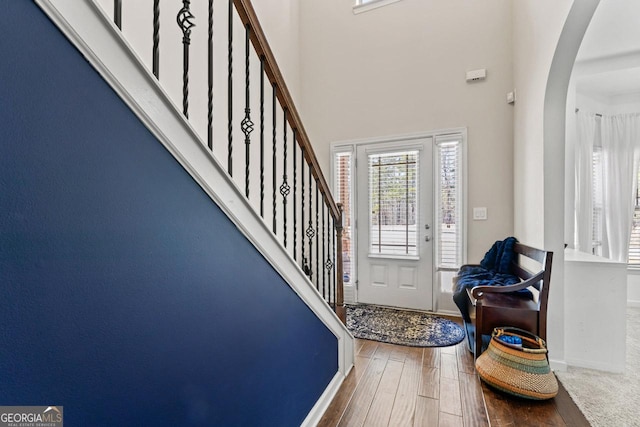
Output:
left=319, top=336, right=590, bottom=427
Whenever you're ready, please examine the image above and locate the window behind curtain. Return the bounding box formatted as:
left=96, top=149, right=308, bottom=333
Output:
left=591, top=115, right=640, bottom=265
left=630, top=170, right=640, bottom=266
left=592, top=145, right=604, bottom=256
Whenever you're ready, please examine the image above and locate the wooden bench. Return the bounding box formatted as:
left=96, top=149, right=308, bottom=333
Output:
left=464, top=243, right=553, bottom=358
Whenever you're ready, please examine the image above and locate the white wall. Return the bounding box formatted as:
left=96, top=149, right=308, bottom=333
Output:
left=628, top=273, right=640, bottom=306
left=513, top=0, right=600, bottom=367
left=252, top=0, right=300, bottom=102
left=512, top=1, right=573, bottom=248
left=298, top=0, right=515, bottom=262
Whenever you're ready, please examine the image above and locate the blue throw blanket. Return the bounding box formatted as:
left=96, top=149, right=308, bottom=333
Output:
left=479, top=236, right=517, bottom=274
left=453, top=237, right=532, bottom=322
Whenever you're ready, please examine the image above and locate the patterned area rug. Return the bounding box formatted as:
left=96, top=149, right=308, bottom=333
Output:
left=346, top=304, right=465, bottom=347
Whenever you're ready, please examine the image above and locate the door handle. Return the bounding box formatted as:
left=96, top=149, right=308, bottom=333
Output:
left=425, top=236, right=431, bottom=242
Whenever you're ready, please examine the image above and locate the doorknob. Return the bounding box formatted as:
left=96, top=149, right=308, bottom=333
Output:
left=425, top=224, right=430, bottom=230
left=425, top=236, right=431, bottom=242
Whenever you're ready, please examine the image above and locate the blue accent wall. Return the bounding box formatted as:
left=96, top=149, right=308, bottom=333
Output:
left=0, top=3, right=337, bottom=425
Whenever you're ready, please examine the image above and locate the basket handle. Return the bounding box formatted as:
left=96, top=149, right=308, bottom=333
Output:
left=492, top=327, right=547, bottom=350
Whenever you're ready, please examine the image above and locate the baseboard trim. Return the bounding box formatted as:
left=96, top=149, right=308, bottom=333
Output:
left=550, top=358, right=568, bottom=372
left=301, top=371, right=345, bottom=427
left=565, top=357, right=625, bottom=374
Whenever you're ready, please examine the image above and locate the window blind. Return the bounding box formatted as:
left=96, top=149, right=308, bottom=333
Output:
left=435, top=137, right=462, bottom=269
left=368, top=151, right=418, bottom=256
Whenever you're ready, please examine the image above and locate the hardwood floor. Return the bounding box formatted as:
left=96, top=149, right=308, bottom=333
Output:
left=318, top=337, right=590, bottom=427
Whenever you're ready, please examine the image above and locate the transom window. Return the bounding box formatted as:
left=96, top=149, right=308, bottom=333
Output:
left=353, top=0, right=404, bottom=14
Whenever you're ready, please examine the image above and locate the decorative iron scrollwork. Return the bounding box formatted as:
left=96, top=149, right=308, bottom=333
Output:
left=177, top=1, right=195, bottom=44
left=241, top=111, right=254, bottom=140
left=303, top=258, right=312, bottom=279
left=306, top=224, right=315, bottom=240
left=177, top=0, right=195, bottom=118
left=325, top=258, right=334, bottom=271
left=280, top=179, right=291, bottom=199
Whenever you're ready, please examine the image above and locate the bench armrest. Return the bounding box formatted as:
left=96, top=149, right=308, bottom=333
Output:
left=471, top=270, right=544, bottom=299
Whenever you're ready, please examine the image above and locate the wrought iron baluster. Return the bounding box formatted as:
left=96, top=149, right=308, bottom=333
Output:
left=153, top=0, right=160, bottom=78
left=336, top=204, right=345, bottom=320
left=114, top=0, right=122, bottom=29
left=206, top=0, right=213, bottom=148
left=177, top=0, right=195, bottom=118
left=301, top=148, right=307, bottom=274
left=260, top=57, right=265, bottom=218
left=280, top=110, right=290, bottom=248
left=227, top=0, right=233, bottom=175
left=242, top=24, right=254, bottom=198
left=316, top=184, right=319, bottom=290
left=322, top=198, right=326, bottom=300
left=328, top=207, right=333, bottom=304
left=306, top=166, right=315, bottom=280
left=331, top=216, right=336, bottom=308
left=293, top=131, right=297, bottom=261
left=272, top=85, right=277, bottom=235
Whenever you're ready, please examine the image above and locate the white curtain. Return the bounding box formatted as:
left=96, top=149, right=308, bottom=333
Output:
left=600, top=113, right=640, bottom=262
left=575, top=111, right=596, bottom=253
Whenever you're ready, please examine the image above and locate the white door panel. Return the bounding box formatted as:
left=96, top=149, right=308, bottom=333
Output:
left=356, top=139, right=433, bottom=311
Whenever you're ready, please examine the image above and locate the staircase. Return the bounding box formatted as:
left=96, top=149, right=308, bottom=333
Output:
left=1, top=0, right=354, bottom=425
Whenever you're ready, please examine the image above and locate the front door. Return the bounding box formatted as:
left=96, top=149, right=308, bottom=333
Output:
left=355, top=139, right=433, bottom=311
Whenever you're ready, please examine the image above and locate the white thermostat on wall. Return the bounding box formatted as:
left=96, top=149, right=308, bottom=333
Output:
left=466, top=69, right=487, bottom=82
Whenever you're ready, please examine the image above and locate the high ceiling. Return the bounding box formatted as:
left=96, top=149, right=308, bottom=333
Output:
left=577, top=0, right=640, bottom=61
left=574, top=0, right=640, bottom=101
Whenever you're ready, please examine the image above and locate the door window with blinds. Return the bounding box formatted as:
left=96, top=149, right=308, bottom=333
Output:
left=368, top=150, right=419, bottom=256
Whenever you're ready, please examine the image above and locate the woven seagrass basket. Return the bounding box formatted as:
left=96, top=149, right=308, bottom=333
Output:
left=475, top=327, right=558, bottom=400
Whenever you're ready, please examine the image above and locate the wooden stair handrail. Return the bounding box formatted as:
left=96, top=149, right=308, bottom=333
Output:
left=233, top=0, right=340, bottom=222
left=233, top=0, right=345, bottom=318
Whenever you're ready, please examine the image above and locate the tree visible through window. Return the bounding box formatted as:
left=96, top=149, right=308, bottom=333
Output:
left=334, top=152, right=353, bottom=283
left=368, top=151, right=418, bottom=256
left=435, top=138, right=463, bottom=269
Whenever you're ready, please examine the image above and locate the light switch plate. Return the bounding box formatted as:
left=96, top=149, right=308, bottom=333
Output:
left=473, top=207, right=488, bottom=220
